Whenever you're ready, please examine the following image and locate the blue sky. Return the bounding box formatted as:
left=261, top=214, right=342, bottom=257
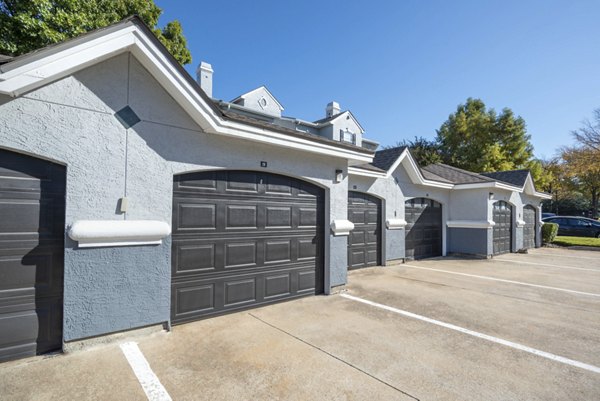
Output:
left=156, top=0, right=600, bottom=159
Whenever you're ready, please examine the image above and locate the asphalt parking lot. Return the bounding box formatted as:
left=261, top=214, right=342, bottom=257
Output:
left=1, top=247, right=599, bottom=400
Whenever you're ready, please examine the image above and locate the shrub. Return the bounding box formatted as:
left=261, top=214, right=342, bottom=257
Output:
left=542, top=222, right=558, bottom=244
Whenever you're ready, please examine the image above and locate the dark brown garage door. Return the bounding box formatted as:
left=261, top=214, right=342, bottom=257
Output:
left=493, top=201, right=513, bottom=254
left=523, top=205, right=536, bottom=249
left=348, top=192, right=381, bottom=270
left=171, top=171, right=324, bottom=324
left=405, top=198, right=442, bottom=260
left=0, top=149, right=65, bottom=362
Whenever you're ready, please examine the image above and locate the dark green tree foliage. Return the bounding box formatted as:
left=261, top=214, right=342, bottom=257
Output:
left=387, top=136, right=442, bottom=167
left=0, top=0, right=191, bottom=65
left=436, top=98, right=534, bottom=172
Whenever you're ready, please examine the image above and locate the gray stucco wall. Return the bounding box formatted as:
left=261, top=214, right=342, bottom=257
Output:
left=448, top=228, right=488, bottom=256
left=0, top=53, right=349, bottom=341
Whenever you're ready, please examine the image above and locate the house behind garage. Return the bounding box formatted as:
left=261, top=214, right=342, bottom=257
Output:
left=0, top=17, right=550, bottom=362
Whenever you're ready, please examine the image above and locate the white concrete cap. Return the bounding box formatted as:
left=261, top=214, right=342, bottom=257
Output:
left=69, top=220, right=171, bottom=248
left=330, top=219, right=354, bottom=236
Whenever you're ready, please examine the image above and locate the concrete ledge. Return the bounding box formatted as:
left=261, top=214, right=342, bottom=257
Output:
left=63, top=323, right=167, bottom=353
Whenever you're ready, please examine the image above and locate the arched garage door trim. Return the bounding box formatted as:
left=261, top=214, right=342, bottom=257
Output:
left=405, top=197, right=443, bottom=260
left=171, top=170, right=325, bottom=324
left=0, top=148, right=66, bottom=362
left=347, top=191, right=383, bottom=270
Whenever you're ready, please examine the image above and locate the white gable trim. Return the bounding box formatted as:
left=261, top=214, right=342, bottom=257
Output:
left=0, top=22, right=372, bottom=164
left=320, top=111, right=366, bottom=134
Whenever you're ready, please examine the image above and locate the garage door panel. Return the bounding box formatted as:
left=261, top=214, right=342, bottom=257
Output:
left=0, top=150, right=65, bottom=362
left=523, top=205, right=536, bottom=249
left=175, top=203, right=216, bottom=231
left=348, top=192, right=381, bottom=270
left=264, top=274, right=291, bottom=298
left=493, top=201, right=512, bottom=254
left=266, top=207, right=292, bottom=228
left=226, top=205, right=258, bottom=228
left=172, top=171, right=323, bottom=324
left=405, top=198, right=442, bottom=259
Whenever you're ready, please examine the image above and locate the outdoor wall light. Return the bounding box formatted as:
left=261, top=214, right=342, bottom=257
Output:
left=335, top=169, right=343, bottom=183
left=489, top=192, right=494, bottom=200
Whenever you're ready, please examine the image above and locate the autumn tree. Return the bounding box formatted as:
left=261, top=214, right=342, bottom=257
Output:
left=560, top=109, right=600, bottom=217
left=0, top=0, right=192, bottom=65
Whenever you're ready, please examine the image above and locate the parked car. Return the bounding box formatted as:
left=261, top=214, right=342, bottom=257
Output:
left=542, top=216, right=600, bottom=238
left=541, top=212, right=556, bottom=219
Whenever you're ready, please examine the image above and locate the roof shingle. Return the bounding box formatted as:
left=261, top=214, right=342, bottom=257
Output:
left=480, top=170, right=530, bottom=187
left=421, top=164, right=495, bottom=184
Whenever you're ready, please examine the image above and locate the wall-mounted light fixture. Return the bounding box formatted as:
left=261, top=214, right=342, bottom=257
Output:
left=489, top=192, right=494, bottom=200
left=335, top=169, right=343, bottom=183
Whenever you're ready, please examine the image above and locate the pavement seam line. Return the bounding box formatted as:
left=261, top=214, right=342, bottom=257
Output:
left=248, top=312, right=420, bottom=401
left=493, top=258, right=600, bottom=272
left=340, top=293, right=600, bottom=375
left=403, top=264, right=600, bottom=297
left=120, top=342, right=172, bottom=401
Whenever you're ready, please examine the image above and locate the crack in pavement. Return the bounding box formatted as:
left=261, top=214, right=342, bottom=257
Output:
left=248, top=312, right=420, bottom=401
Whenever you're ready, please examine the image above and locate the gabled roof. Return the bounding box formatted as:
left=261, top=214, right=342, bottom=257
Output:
left=480, top=169, right=530, bottom=187
left=421, top=164, right=495, bottom=184
left=313, top=110, right=366, bottom=133
left=231, top=85, right=284, bottom=111
left=0, top=16, right=373, bottom=163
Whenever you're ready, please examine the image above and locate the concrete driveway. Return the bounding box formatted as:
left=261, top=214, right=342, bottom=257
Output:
left=1, top=248, right=599, bottom=400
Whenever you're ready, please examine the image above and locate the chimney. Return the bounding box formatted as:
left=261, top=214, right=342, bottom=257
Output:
left=326, top=101, right=340, bottom=118
left=196, top=61, right=213, bottom=98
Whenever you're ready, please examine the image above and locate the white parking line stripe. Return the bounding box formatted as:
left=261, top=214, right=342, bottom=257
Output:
left=403, top=264, right=600, bottom=297
left=120, top=342, right=172, bottom=401
left=533, top=252, right=600, bottom=261
left=340, top=293, right=600, bottom=374
left=492, top=258, right=600, bottom=272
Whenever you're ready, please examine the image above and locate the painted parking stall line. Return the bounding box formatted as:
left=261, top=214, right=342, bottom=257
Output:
left=532, top=252, right=600, bottom=261
left=120, top=342, right=172, bottom=401
left=340, top=293, right=600, bottom=374
left=403, top=264, right=600, bottom=298
left=492, top=258, right=600, bottom=272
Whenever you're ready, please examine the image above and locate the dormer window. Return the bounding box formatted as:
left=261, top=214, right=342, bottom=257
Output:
left=340, top=129, right=356, bottom=144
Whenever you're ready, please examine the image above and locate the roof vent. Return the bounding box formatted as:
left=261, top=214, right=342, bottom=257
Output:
left=326, top=101, right=340, bottom=118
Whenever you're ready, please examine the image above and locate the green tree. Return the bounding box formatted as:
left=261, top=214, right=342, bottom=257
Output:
left=387, top=136, right=442, bottom=166
left=436, top=98, right=534, bottom=173
left=0, top=0, right=191, bottom=65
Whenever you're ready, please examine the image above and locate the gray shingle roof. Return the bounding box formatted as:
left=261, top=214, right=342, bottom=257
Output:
left=420, top=168, right=453, bottom=183
left=352, top=164, right=387, bottom=173
left=370, top=146, right=407, bottom=170
left=220, top=111, right=373, bottom=153
left=480, top=170, right=530, bottom=187
left=421, top=163, right=495, bottom=184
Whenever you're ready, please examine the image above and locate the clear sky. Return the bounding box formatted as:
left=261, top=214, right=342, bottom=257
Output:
left=156, top=0, right=600, bottom=159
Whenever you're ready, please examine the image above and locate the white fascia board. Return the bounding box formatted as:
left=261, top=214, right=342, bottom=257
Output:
left=387, top=150, right=454, bottom=189
left=0, top=25, right=373, bottom=164
left=348, top=166, right=387, bottom=178
left=534, top=191, right=552, bottom=199
left=0, top=27, right=138, bottom=96
left=453, top=181, right=522, bottom=192
left=447, top=220, right=495, bottom=228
